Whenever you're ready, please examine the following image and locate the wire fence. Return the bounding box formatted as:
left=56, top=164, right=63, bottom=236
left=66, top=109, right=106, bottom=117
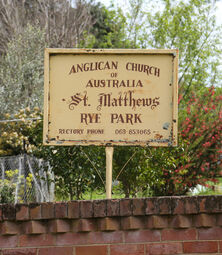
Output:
left=0, top=154, right=54, bottom=203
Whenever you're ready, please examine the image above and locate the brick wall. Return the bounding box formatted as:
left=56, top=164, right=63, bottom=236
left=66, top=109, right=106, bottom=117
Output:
left=0, top=196, right=222, bottom=254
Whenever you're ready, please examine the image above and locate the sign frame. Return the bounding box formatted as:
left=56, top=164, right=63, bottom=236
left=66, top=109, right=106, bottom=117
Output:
left=43, top=48, right=178, bottom=147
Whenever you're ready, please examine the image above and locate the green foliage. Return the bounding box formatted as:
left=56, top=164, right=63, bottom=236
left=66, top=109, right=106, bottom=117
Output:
left=0, top=108, right=42, bottom=156
left=125, top=0, right=146, bottom=48
left=81, top=2, right=132, bottom=49
left=113, top=86, right=221, bottom=197
left=113, top=147, right=151, bottom=197
left=0, top=24, right=46, bottom=116
left=112, top=137, right=189, bottom=197
left=0, top=169, right=33, bottom=203
left=179, top=87, right=222, bottom=188
left=40, top=146, right=106, bottom=200
left=142, top=0, right=222, bottom=100
left=0, top=179, right=15, bottom=204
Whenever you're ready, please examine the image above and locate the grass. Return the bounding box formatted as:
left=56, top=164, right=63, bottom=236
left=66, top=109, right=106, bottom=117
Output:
left=82, top=188, right=125, bottom=200
left=189, top=178, right=222, bottom=196
left=55, top=178, right=222, bottom=201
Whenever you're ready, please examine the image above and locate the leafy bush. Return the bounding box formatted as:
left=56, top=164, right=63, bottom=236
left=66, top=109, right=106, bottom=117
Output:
left=0, top=169, right=33, bottom=203
left=113, top=87, right=221, bottom=197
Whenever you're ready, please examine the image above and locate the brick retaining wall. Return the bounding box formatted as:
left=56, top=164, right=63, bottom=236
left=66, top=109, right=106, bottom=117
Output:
left=0, top=196, right=222, bottom=254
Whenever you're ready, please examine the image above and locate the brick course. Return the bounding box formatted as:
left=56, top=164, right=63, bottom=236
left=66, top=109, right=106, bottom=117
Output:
left=0, top=196, right=222, bottom=254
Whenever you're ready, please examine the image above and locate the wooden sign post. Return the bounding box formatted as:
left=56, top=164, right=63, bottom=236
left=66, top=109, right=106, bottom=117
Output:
left=105, top=146, right=114, bottom=199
